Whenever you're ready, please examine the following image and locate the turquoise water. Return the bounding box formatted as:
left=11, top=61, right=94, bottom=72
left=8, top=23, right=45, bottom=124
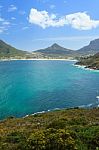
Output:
left=0, top=60, right=99, bottom=119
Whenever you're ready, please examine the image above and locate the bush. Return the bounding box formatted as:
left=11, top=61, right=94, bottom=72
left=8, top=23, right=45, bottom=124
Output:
left=27, top=130, right=46, bottom=150
left=45, top=128, right=77, bottom=150
left=6, top=131, right=26, bottom=144
left=78, top=126, right=99, bottom=150
left=47, top=119, right=67, bottom=129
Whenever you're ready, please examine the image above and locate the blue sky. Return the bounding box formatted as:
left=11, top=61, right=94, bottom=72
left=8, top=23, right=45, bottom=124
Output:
left=0, top=0, right=99, bottom=51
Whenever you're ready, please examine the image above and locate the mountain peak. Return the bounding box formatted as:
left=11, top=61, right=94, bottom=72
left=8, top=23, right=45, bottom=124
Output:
left=51, top=43, right=59, bottom=46
left=77, top=38, right=99, bottom=55
left=34, top=43, right=75, bottom=56
left=89, top=38, right=99, bottom=46
left=51, top=43, right=61, bottom=49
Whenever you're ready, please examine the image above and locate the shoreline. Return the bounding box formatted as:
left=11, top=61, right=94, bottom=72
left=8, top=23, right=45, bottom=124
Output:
left=0, top=58, right=77, bottom=62
left=23, top=101, right=99, bottom=119
left=13, top=97, right=99, bottom=119
left=0, top=93, right=99, bottom=120
left=74, top=64, right=99, bottom=72
left=3, top=102, right=99, bottom=120
left=0, top=105, right=98, bottom=121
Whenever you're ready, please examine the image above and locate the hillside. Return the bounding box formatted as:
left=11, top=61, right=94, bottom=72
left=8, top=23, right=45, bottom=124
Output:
left=34, top=38, right=99, bottom=57
left=0, top=108, right=99, bottom=150
left=34, top=43, right=77, bottom=58
left=76, top=52, right=99, bottom=70
left=1, top=38, right=99, bottom=59
left=35, top=43, right=74, bottom=54
left=77, top=39, right=99, bottom=55
left=0, top=40, right=28, bottom=59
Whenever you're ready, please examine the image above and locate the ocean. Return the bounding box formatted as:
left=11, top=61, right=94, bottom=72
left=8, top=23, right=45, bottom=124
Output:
left=0, top=60, right=99, bottom=120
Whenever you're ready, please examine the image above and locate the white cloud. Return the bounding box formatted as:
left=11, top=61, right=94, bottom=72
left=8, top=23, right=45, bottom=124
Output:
left=0, top=17, right=10, bottom=34
left=0, top=26, right=8, bottom=33
left=28, top=9, right=99, bottom=30
left=28, top=8, right=66, bottom=29
left=8, top=5, right=17, bottom=12
left=65, top=12, right=99, bottom=30
left=0, top=17, right=4, bottom=22
left=0, top=27, right=4, bottom=33
left=22, top=26, right=29, bottom=30
left=2, top=21, right=10, bottom=25
left=11, top=17, right=16, bottom=20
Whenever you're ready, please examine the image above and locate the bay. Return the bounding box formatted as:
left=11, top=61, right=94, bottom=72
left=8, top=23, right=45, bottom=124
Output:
left=0, top=60, right=99, bottom=120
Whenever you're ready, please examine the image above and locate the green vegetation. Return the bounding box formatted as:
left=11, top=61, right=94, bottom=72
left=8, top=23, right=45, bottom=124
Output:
left=0, top=40, right=28, bottom=59
left=76, top=53, right=99, bottom=70
left=0, top=40, right=75, bottom=60
left=0, top=108, right=99, bottom=150
left=35, top=43, right=77, bottom=57
left=1, top=38, right=99, bottom=60
left=35, top=38, right=99, bottom=57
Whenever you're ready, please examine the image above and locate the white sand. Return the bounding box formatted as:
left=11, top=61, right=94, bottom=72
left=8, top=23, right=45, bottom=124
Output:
left=0, top=58, right=77, bottom=61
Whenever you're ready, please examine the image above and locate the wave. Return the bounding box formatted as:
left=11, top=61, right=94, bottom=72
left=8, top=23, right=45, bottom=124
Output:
left=79, top=96, right=99, bottom=108
left=23, top=108, right=61, bottom=118
left=74, top=64, right=99, bottom=72
left=78, top=103, right=93, bottom=108
left=23, top=97, right=99, bottom=118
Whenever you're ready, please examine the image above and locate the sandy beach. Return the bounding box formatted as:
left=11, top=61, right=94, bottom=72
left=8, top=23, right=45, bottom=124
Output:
left=0, top=58, right=77, bottom=61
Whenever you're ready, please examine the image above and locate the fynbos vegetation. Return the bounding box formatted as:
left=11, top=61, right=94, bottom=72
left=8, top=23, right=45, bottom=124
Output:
left=0, top=108, right=99, bottom=150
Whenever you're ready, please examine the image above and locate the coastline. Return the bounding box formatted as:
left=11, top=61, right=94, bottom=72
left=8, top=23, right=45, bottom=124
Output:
left=0, top=58, right=77, bottom=62
left=74, top=64, right=99, bottom=72
left=0, top=104, right=98, bottom=120
left=23, top=98, right=99, bottom=119
left=1, top=98, right=99, bottom=120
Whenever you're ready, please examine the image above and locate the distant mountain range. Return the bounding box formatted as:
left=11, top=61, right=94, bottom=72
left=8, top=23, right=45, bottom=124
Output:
left=1, top=38, right=99, bottom=59
left=35, top=43, right=76, bottom=56
left=34, top=38, right=99, bottom=57
left=77, top=39, right=99, bottom=55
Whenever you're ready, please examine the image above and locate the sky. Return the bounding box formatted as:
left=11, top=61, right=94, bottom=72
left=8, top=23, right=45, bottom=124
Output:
left=0, top=0, right=99, bottom=51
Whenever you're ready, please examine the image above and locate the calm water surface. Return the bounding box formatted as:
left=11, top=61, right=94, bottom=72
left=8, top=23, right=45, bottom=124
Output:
left=0, top=60, right=99, bottom=119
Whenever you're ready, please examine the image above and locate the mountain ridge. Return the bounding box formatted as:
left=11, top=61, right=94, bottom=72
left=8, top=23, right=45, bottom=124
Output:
left=1, top=38, right=99, bottom=59
left=34, top=38, right=99, bottom=56
left=0, top=40, right=28, bottom=58
left=77, top=38, right=99, bottom=55
left=34, top=43, right=77, bottom=58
